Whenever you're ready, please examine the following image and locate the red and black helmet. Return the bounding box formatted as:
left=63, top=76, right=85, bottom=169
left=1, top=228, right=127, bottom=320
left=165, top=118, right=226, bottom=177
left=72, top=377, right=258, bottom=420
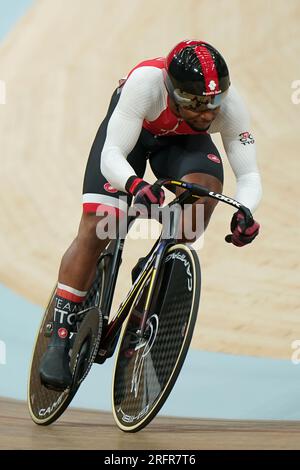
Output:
left=165, top=40, right=231, bottom=110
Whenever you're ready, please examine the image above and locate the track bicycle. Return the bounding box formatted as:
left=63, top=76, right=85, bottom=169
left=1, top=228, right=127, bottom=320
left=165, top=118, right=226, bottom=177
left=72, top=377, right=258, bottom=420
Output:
left=28, top=178, right=253, bottom=432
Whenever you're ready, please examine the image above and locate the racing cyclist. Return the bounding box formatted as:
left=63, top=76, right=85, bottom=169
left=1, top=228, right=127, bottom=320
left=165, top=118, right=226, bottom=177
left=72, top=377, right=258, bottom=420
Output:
left=39, top=40, right=262, bottom=391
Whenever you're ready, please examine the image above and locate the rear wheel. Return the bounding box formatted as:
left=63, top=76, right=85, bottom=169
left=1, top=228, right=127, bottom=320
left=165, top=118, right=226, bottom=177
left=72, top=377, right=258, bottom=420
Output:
left=112, top=244, right=201, bottom=432
left=27, top=256, right=107, bottom=425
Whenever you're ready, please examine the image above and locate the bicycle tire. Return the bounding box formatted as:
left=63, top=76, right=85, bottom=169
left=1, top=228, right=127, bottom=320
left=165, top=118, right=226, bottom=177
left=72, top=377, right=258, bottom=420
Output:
left=27, top=256, right=107, bottom=425
left=112, top=244, right=201, bottom=432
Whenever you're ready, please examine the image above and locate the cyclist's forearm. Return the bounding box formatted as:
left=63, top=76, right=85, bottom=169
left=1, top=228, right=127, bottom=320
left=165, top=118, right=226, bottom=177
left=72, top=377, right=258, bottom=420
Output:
left=224, top=140, right=262, bottom=213
left=101, top=146, right=136, bottom=192
left=234, top=172, right=262, bottom=213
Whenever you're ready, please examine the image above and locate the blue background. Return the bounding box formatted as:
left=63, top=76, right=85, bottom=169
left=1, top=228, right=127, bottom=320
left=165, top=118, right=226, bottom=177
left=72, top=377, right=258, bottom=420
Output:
left=0, top=0, right=33, bottom=41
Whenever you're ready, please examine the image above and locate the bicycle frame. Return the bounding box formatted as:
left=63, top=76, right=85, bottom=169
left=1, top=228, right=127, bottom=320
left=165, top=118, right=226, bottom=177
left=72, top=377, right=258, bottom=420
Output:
left=96, top=178, right=254, bottom=359
left=96, top=219, right=178, bottom=358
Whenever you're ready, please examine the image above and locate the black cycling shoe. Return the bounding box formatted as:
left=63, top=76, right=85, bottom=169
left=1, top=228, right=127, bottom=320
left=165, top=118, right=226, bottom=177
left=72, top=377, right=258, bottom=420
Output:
left=39, top=341, right=72, bottom=391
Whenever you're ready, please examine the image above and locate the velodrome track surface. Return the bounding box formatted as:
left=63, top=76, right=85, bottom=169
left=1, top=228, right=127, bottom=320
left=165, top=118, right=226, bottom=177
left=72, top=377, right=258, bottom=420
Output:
left=0, top=0, right=300, bottom=451
left=1, top=398, right=300, bottom=450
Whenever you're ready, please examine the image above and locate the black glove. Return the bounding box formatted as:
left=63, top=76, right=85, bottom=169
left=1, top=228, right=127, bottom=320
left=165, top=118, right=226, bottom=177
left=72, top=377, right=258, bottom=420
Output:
left=125, top=176, right=165, bottom=217
left=226, top=210, right=260, bottom=247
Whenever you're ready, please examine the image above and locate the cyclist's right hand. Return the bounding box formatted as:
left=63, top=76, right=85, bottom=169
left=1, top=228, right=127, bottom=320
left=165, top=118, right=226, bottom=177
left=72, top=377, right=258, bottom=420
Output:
left=226, top=210, right=260, bottom=247
left=125, top=176, right=165, bottom=216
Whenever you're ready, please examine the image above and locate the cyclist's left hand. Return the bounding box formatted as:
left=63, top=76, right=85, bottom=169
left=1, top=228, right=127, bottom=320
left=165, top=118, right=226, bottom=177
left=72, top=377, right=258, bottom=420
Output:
left=227, top=210, right=260, bottom=247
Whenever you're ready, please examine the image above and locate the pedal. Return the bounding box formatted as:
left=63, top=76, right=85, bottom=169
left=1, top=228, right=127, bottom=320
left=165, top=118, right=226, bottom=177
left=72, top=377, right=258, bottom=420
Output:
left=94, top=349, right=108, bottom=365
left=44, top=322, right=53, bottom=337
left=94, top=329, right=121, bottom=364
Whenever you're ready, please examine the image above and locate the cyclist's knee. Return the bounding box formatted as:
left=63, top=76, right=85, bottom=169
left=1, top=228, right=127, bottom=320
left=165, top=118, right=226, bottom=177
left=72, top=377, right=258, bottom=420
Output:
left=177, top=173, right=223, bottom=242
left=195, top=189, right=222, bottom=231
left=77, top=211, right=112, bottom=247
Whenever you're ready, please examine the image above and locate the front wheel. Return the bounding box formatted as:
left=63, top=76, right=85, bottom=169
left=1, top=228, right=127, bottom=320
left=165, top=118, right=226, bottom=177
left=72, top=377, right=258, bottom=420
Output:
left=112, top=244, right=201, bottom=432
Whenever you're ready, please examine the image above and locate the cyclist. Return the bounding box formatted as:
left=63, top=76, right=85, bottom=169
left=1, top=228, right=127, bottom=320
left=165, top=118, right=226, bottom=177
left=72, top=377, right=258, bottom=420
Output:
left=39, top=40, right=261, bottom=390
